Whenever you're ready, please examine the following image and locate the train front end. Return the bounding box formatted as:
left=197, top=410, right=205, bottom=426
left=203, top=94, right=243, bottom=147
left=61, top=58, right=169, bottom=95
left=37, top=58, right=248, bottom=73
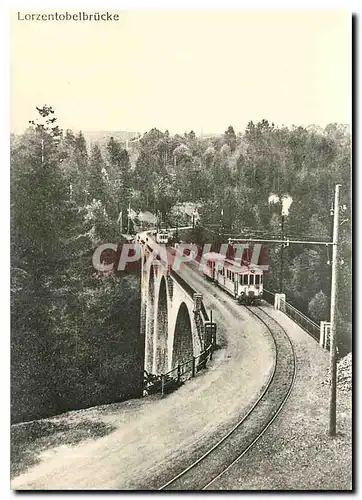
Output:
left=237, top=268, right=264, bottom=305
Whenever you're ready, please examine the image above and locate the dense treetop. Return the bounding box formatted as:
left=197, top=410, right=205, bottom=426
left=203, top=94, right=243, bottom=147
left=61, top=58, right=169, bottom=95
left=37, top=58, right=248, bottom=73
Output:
left=11, top=107, right=351, bottom=422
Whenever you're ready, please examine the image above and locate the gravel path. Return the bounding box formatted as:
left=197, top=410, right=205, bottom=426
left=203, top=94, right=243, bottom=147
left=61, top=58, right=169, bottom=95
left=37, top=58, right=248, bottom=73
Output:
left=11, top=266, right=275, bottom=490
left=163, top=306, right=296, bottom=490
left=208, top=305, right=352, bottom=491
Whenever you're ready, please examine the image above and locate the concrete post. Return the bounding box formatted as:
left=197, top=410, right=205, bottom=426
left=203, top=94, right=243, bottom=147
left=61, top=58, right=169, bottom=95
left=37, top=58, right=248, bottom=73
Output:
left=320, top=321, right=325, bottom=346
left=274, top=294, right=279, bottom=309
left=279, top=293, right=286, bottom=312
left=274, top=293, right=286, bottom=311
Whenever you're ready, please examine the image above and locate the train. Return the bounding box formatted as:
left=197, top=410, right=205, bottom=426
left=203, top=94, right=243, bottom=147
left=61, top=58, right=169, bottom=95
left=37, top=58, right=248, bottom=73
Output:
left=155, top=230, right=169, bottom=244
left=135, top=230, right=170, bottom=245
left=202, top=252, right=264, bottom=305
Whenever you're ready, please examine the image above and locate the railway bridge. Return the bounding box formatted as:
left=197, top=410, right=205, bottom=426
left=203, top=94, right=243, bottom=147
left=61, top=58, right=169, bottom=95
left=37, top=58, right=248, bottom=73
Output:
left=136, top=230, right=326, bottom=378
left=138, top=233, right=211, bottom=376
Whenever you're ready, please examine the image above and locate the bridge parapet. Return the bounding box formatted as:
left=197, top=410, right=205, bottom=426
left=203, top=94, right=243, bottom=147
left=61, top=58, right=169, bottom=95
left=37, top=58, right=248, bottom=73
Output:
left=264, top=289, right=321, bottom=344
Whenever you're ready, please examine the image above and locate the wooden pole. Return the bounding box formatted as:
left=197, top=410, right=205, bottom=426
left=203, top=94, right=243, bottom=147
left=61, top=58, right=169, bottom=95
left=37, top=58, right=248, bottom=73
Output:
left=280, top=214, right=284, bottom=293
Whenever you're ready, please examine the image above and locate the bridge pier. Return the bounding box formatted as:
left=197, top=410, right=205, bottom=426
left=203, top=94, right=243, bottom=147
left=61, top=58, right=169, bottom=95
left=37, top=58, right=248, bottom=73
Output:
left=140, top=237, right=208, bottom=376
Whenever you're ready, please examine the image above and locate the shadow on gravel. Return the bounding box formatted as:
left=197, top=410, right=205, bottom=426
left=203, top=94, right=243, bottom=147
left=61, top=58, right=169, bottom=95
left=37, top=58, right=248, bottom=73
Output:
left=11, top=418, right=117, bottom=479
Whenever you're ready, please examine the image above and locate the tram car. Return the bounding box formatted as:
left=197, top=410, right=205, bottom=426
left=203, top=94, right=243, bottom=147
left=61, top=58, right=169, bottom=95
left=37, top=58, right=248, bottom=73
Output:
left=155, top=230, right=169, bottom=244
left=203, top=252, right=263, bottom=305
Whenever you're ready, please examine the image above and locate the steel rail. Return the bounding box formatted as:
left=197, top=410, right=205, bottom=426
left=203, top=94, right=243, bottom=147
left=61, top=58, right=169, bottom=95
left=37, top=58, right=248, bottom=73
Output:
left=157, top=305, right=296, bottom=491
left=203, top=306, right=297, bottom=490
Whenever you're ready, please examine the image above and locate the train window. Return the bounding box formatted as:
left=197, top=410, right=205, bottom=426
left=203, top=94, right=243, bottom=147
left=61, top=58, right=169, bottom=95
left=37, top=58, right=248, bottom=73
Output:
left=249, top=274, right=254, bottom=285
left=240, top=275, right=243, bottom=285
left=260, top=275, right=263, bottom=283
left=255, top=275, right=260, bottom=285
left=243, top=274, right=248, bottom=285
left=232, top=272, right=234, bottom=281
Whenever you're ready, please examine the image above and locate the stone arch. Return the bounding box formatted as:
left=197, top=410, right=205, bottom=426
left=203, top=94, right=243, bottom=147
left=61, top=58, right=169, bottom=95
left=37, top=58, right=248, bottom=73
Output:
left=145, top=264, right=156, bottom=373
left=154, top=276, right=168, bottom=373
left=172, top=302, right=193, bottom=369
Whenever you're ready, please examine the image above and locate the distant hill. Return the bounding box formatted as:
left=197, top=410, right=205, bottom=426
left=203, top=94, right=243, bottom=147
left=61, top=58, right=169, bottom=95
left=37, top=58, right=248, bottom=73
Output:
left=82, top=130, right=139, bottom=145
left=82, top=130, right=221, bottom=145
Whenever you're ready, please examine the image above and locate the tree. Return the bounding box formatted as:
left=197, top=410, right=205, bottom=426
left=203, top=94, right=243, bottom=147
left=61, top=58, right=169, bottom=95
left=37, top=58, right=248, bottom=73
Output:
left=284, top=249, right=325, bottom=311
left=153, top=174, right=176, bottom=221
left=60, top=130, right=89, bottom=206
left=106, top=137, right=132, bottom=217
left=11, top=105, right=81, bottom=420
left=88, top=144, right=107, bottom=203
left=11, top=107, right=144, bottom=422
left=220, top=143, right=231, bottom=157
left=83, top=199, right=117, bottom=244
left=224, top=125, right=237, bottom=152
left=28, top=105, right=63, bottom=146
left=74, top=131, right=88, bottom=171
left=203, top=146, right=215, bottom=169
left=308, top=290, right=329, bottom=323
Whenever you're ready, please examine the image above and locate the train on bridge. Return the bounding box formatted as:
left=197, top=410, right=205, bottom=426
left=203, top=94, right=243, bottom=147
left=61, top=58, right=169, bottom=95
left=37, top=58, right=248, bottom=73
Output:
left=203, top=252, right=264, bottom=305
left=136, top=230, right=264, bottom=305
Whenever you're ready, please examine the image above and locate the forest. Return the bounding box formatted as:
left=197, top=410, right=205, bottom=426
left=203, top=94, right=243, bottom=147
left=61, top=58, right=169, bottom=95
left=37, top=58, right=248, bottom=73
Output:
left=11, top=106, right=351, bottom=423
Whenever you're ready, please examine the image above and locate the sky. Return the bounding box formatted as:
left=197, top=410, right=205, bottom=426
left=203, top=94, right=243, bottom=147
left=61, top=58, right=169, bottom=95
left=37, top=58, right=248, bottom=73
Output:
left=10, top=9, right=351, bottom=135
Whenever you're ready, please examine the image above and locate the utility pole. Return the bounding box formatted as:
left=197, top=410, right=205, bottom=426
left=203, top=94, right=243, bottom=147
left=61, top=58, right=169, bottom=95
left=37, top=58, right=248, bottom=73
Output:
left=127, top=202, right=131, bottom=234
left=175, top=219, right=179, bottom=241
left=229, top=186, right=343, bottom=438
left=121, top=211, right=124, bottom=234
left=219, top=208, right=224, bottom=236
left=329, top=183, right=341, bottom=436
left=41, top=137, right=44, bottom=164
left=280, top=213, right=285, bottom=293
left=192, top=209, right=198, bottom=230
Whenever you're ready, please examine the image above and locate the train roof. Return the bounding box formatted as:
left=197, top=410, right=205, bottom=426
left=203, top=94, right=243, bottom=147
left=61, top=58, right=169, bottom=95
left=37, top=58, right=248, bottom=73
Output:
left=203, top=252, right=263, bottom=273
left=203, top=252, right=225, bottom=260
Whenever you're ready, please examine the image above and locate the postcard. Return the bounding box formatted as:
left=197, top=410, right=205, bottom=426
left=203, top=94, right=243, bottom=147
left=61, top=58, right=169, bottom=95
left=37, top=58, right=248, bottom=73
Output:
left=10, top=8, right=352, bottom=491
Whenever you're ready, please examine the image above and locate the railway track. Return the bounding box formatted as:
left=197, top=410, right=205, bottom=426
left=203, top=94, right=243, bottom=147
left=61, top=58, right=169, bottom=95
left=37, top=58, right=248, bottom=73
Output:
left=158, top=305, right=297, bottom=491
